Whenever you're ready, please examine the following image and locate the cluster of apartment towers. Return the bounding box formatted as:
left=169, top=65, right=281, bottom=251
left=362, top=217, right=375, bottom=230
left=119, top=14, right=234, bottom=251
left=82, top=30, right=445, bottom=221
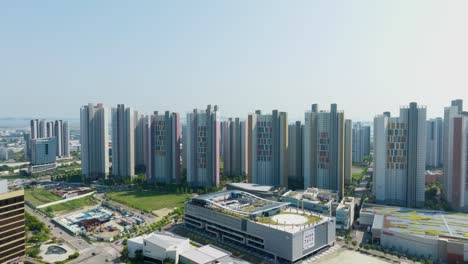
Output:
left=25, top=119, right=70, bottom=163
left=79, top=99, right=468, bottom=211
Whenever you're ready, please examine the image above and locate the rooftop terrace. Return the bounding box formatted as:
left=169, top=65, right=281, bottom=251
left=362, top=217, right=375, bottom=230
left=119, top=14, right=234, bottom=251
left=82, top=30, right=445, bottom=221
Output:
left=363, top=203, right=468, bottom=241
left=283, top=188, right=338, bottom=205
left=192, top=190, right=289, bottom=217
left=190, top=190, right=328, bottom=233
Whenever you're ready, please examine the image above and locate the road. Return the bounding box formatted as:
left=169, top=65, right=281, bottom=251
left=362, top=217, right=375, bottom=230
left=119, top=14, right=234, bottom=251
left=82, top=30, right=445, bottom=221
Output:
left=25, top=205, right=91, bottom=252
left=26, top=204, right=124, bottom=263
left=70, top=242, right=123, bottom=264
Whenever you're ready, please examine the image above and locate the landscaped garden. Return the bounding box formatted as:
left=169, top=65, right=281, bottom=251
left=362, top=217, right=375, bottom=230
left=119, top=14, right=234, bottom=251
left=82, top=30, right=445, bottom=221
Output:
left=39, top=195, right=98, bottom=217
left=25, top=188, right=62, bottom=207
left=106, top=190, right=189, bottom=212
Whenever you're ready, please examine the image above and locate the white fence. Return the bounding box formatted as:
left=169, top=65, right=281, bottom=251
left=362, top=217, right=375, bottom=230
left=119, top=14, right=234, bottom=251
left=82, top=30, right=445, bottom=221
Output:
left=36, top=191, right=96, bottom=209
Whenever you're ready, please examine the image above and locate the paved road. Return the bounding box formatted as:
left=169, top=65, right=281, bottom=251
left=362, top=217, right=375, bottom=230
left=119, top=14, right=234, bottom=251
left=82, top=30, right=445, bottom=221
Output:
left=71, top=242, right=123, bottom=264
left=25, top=205, right=91, bottom=252
left=26, top=204, right=124, bottom=263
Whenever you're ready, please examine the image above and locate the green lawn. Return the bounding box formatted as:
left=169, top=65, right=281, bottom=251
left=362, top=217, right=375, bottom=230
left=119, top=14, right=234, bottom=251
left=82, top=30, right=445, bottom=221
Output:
left=106, top=190, right=189, bottom=212
left=257, top=212, right=321, bottom=226
left=25, top=188, right=62, bottom=207
left=41, top=195, right=98, bottom=216
left=352, top=166, right=366, bottom=181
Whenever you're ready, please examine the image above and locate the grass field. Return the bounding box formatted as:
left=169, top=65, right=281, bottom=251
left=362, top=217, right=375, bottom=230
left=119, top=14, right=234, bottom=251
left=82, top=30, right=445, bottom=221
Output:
left=106, top=190, right=189, bottom=212
left=352, top=166, right=366, bottom=181
left=25, top=188, right=62, bottom=207
left=41, top=195, right=98, bottom=216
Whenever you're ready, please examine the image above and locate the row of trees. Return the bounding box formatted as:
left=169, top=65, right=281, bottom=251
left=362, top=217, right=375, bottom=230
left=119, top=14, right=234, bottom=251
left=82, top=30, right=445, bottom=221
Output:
left=25, top=211, right=51, bottom=258
left=425, top=183, right=452, bottom=211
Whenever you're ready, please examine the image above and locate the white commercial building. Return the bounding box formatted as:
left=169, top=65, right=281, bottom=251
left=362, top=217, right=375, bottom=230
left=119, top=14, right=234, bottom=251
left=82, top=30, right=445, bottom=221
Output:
left=179, top=245, right=231, bottom=264
left=128, top=232, right=190, bottom=263
left=361, top=203, right=468, bottom=263
left=335, top=197, right=355, bottom=230
left=127, top=232, right=238, bottom=264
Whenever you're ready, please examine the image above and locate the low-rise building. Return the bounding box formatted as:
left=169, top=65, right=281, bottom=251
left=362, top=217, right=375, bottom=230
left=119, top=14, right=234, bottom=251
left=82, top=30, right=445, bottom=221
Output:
left=127, top=232, right=244, bottom=264
left=185, top=190, right=336, bottom=263
left=425, top=169, right=443, bottom=185
left=226, top=183, right=286, bottom=199
left=281, top=189, right=355, bottom=230
left=360, top=203, right=468, bottom=263
left=335, top=197, right=355, bottom=230
left=281, top=188, right=338, bottom=215
left=128, top=232, right=190, bottom=263
left=179, top=245, right=232, bottom=264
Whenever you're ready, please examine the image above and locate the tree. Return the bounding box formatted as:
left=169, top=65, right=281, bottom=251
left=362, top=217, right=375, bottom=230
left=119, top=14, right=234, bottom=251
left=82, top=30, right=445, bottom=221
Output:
left=26, top=246, right=40, bottom=257
left=68, top=252, right=79, bottom=260
left=120, top=245, right=129, bottom=260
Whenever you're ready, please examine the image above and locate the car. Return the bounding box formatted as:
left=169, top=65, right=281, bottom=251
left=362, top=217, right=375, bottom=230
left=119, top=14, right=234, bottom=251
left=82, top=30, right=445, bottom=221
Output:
left=91, top=252, right=96, bottom=256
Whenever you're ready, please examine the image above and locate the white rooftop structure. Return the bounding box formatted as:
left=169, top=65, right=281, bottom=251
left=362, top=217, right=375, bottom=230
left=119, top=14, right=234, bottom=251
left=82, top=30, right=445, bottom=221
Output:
left=0, top=179, right=8, bottom=194
left=128, top=232, right=190, bottom=263
left=285, top=188, right=338, bottom=203
left=228, top=182, right=275, bottom=192
left=179, top=245, right=230, bottom=264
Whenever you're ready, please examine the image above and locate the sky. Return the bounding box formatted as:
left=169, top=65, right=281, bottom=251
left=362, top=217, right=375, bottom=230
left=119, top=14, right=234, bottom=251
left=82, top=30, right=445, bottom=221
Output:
left=0, top=1, right=467, bottom=122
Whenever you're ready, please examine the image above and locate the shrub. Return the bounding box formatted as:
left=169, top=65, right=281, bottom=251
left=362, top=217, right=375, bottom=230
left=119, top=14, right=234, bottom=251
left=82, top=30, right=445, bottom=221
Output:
left=26, top=246, right=40, bottom=258
left=68, top=252, right=79, bottom=260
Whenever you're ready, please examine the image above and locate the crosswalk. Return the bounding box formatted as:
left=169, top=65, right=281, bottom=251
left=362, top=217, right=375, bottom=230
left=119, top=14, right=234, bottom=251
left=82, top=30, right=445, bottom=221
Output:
left=302, top=244, right=341, bottom=263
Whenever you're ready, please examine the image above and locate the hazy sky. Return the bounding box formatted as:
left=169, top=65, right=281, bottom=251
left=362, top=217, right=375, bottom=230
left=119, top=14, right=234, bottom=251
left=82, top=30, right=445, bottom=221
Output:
left=1, top=1, right=467, bottom=121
